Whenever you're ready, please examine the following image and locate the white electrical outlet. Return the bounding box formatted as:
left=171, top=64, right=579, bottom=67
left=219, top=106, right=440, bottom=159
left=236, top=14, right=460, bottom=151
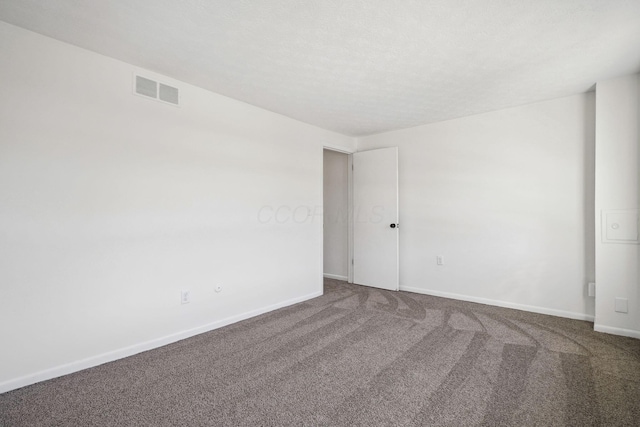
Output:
left=215, top=285, right=223, bottom=293
left=436, top=256, right=444, bottom=266
left=181, top=290, right=190, bottom=304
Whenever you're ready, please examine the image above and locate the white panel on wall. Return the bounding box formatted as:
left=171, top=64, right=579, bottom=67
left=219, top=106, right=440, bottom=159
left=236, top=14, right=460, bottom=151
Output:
left=602, top=210, right=639, bottom=243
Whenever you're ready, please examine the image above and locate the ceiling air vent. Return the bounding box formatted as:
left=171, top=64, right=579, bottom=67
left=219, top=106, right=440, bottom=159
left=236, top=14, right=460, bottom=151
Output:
left=134, top=74, right=180, bottom=106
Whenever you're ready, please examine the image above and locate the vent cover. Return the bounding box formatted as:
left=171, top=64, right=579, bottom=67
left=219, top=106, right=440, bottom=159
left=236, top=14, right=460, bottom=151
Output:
left=159, top=83, right=179, bottom=105
left=134, top=74, right=180, bottom=106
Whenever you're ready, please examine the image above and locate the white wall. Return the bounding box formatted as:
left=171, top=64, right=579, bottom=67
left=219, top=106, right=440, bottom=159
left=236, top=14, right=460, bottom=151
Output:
left=0, top=22, right=355, bottom=392
left=358, top=93, right=596, bottom=320
left=323, top=150, right=349, bottom=280
left=594, top=73, right=640, bottom=338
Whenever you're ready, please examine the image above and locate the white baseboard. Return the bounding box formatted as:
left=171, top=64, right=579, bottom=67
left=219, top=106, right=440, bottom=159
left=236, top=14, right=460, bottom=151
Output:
left=323, top=273, right=348, bottom=281
left=594, top=324, right=640, bottom=339
left=399, top=286, right=595, bottom=322
left=0, top=290, right=322, bottom=395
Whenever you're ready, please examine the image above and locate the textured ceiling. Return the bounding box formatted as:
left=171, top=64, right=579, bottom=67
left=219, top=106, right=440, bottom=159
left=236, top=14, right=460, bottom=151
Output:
left=1, top=0, right=640, bottom=136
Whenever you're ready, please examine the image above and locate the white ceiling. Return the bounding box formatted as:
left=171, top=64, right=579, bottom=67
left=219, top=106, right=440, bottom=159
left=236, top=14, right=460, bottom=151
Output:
left=1, top=0, right=640, bottom=136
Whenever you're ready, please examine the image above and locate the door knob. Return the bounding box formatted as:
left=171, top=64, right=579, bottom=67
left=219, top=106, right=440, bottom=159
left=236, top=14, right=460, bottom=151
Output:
left=390, top=223, right=397, bottom=228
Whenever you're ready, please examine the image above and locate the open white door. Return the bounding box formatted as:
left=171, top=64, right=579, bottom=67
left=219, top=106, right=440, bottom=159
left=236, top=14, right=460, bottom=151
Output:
left=352, top=147, right=399, bottom=291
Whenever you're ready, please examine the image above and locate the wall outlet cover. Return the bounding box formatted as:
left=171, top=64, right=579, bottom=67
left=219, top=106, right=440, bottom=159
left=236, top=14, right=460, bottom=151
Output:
left=181, top=290, right=190, bottom=304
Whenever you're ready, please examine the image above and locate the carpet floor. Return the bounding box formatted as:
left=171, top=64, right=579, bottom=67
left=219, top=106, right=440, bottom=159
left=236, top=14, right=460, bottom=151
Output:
left=1, top=278, right=639, bottom=426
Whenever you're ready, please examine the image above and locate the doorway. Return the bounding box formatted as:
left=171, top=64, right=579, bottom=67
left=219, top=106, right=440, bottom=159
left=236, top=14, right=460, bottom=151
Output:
left=323, top=146, right=400, bottom=291
left=323, top=149, right=350, bottom=282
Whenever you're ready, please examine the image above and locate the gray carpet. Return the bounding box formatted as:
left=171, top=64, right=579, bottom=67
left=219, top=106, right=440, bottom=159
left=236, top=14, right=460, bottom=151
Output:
left=2, top=278, right=640, bottom=426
